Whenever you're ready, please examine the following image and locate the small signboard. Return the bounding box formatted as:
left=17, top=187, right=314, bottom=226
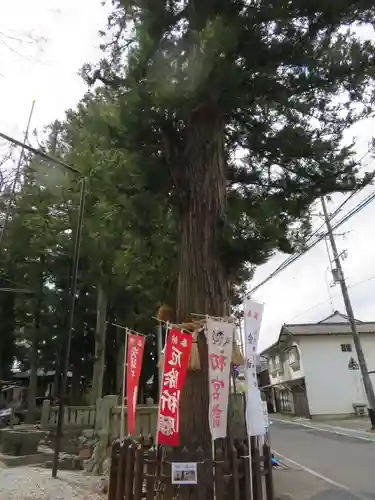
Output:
left=171, top=462, right=198, bottom=485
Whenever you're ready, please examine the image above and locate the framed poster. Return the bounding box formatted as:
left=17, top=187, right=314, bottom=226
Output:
left=171, top=462, right=198, bottom=485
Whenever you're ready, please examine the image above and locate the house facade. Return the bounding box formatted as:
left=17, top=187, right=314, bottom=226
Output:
left=261, top=311, right=375, bottom=418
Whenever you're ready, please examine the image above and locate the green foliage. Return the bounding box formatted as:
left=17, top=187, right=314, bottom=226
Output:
left=84, top=0, right=375, bottom=291
left=2, top=0, right=375, bottom=399
left=0, top=92, right=176, bottom=392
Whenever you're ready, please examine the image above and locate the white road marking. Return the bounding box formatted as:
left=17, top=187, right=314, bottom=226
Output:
left=272, top=416, right=375, bottom=442
left=273, top=450, right=368, bottom=500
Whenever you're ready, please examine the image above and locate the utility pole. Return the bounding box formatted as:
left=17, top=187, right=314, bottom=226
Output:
left=52, top=177, right=86, bottom=478
left=0, top=100, right=35, bottom=246
left=321, top=196, right=375, bottom=428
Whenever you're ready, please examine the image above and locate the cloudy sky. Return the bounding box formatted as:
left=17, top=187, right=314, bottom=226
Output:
left=1, top=1, right=375, bottom=353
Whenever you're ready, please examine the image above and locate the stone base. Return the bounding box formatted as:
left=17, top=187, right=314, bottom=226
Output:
left=0, top=428, right=45, bottom=456
left=0, top=452, right=50, bottom=467
left=44, top=455, right=83, bottom=471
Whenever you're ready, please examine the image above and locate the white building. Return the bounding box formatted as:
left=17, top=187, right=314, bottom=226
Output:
left=261, top=311, right=375, bottom=418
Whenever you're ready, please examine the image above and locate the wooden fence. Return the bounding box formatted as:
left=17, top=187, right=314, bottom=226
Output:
left=108, top=437, right=274, bottom=500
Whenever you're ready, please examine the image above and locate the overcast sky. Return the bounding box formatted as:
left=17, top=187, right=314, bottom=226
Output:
left=1, top=1, right=375, bottom=353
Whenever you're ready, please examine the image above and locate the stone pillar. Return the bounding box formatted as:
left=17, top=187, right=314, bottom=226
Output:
left=96, top=395, right=118, bottom=440
left=40, top=399, right=51, bottom=430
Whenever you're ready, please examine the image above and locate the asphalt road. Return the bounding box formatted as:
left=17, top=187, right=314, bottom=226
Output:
left=270, top=419, right=375, bottom=500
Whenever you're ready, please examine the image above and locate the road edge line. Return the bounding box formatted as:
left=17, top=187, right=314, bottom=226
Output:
left=273, top=449, right=367, bottom=500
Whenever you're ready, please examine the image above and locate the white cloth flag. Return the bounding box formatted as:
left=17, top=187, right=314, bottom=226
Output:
left=244, top=298, right=265, bottom=437
left=206, top=318, right=234, bottom=440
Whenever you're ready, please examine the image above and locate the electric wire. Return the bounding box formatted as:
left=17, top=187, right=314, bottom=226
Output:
left=249, top=185, right=375, bottom=295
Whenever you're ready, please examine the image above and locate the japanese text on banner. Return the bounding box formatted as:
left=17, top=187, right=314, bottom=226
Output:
left=244, top=298, right=265, bottom=436
left=157, top=328, right=192, bottom=446
left=206, top=318, right=234, bottom=440
left=126, top=334, right=145, bottom=435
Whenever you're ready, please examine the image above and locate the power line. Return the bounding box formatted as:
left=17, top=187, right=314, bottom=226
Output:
left=253, top=149, right=374, bottom=292
left=0, top=131, right=81, bottom=175
left=249, top=187, right=375, bottom=295
left=287, top=274, right=375, bottom=323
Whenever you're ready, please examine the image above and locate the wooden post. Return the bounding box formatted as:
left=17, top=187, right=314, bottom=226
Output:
left=251, top=437, right=262, bottom=500
left=263, top=443, right=274, bottom=500
left=145, top=448, right=158, bottom=500
left=214, top=448, right=225, bottom=500
left=116, top=440, right=129, bottom=500
left=108, top=441, right=120, bottom=500
left=239, top=441, right=251, bottom=500
left=134, top=439, right=144, bottom=500
left=232, top=445, right=240, bottom=500
left=124, top=443, right=135, bottom=500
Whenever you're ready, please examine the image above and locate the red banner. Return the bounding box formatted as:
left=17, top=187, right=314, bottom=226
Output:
left=126, top=333, right=145, bottom=435
left=157, top=328, right=192, bottom=446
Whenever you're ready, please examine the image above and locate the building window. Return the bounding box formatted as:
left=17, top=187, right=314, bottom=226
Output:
left=286, top=346, right=300, bottom=370
left=268, top=358, right=276, bottom=374
left=341, top=344, right=352, bottom=352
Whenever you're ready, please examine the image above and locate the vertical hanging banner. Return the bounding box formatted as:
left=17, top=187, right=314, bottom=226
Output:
left=206, top=318, right=234, bottom=440
left=126, top=333, right=145, bottom=435
left=157, top=328, right=192, bottom=446
left=244, top=298, right=265, bottom=436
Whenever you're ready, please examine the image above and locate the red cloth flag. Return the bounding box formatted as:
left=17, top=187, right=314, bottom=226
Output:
left=126, top=333, right=145, bottom=435
left=157, top=328, right=192, bottom=446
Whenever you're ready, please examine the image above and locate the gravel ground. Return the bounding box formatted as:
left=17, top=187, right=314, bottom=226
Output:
left=0, top=466, right=105, bottom=500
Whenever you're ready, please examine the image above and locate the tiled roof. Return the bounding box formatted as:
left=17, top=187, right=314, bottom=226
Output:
left=282, top=322, right=375, bottom=336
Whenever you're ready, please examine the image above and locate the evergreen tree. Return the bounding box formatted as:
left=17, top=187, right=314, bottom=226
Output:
left=84, top=0, right=375, bottom=445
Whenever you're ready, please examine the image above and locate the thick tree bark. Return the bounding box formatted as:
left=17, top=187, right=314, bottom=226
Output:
left=176, top=107, right=230, bottom=449
left=91, top=284, right=108, bottom=404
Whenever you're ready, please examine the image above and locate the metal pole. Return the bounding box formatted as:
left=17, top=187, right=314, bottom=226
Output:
left=52, top=177, right=86, bottom=477
left=120, top=328, right=129, bottom=441
left=238, top=313, right=244, bottom=356
left=0, top=100, right=35, bottom=246
left=321, top=196, right=375, bottom=428
left=155, top=324, right=169, bottom=447
left=156, top=322, right=163, bottom=392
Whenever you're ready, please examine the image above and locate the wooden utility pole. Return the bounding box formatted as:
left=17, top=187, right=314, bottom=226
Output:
left=321, top=196, right=375, bottom=428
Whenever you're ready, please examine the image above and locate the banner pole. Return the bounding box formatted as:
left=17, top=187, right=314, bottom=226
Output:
left=120, top=327, right=129, bottom=442
left=244, top=392, right=254, bottom=500
left=155, top=322, right=169, bottom=447
left=212, top=438, right=217, bottom=500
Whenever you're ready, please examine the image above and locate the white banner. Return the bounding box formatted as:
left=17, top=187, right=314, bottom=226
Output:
left=206, top=318, right=234, bottom=440
left=244, top=298, right=265, bottom=436
left=262, top=401, right=269, bottom=431
left=247, top=387, right=265, bottom=436
left=244, top=297, right=264, bottom=351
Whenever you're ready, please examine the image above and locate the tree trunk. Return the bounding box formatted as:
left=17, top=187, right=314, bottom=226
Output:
left=176, top=107, right=230, bottom=448
left=91, top=284, right=108, bottom=404
left=26, top=258, right=44, bottom=424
